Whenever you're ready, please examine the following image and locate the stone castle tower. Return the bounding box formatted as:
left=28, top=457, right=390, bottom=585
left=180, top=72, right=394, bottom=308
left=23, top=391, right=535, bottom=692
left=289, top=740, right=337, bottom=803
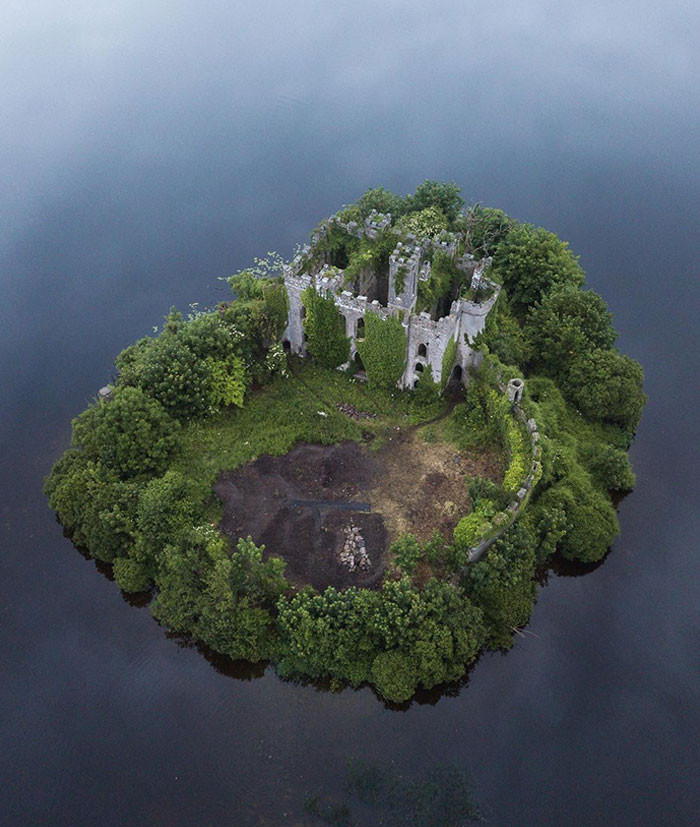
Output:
left=282, top=210, right=500, bottom=389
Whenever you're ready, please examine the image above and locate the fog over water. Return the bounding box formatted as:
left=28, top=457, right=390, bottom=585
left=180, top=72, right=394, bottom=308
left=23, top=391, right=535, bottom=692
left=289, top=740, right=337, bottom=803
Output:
left=1, top=2, right=699, bottom=825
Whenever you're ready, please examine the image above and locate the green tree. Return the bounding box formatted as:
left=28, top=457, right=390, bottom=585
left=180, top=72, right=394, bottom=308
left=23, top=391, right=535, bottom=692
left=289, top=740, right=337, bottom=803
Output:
left=301, top=285, right=350, bottom=368
left=113, top=558, right=151, bottom=592
left=525, top=286, right=616, bottom=377
left=466, top=522, right=537, bottom=649
left=536, top=472, right=619, bottom=562
left=581, top=443, right=636, bottom=491
left=371, top=650, right=417, bottom=703
left=492, top=224, right=584, bottom=315
left=562, top=348, right=646, bottom=432
left=356, top=186, right=406, bottom=219
left=44, top=450, right=140, bottom=562
left=133, top=470, right=207, bottom=568
left=459, top=205, right=515, bottom=257
left=406, top=181, right=464, bottom=224
left=72, top=386, right=179, bottom=479
left=194, top=536, right=287, bottom=661
left=397, top=206, right=449, bottom=238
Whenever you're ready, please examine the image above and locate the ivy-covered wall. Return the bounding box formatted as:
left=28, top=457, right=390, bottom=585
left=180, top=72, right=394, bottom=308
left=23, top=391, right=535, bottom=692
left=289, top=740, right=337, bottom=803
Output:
left=356, top=312, right=407, bottom=390
left=301, top=286, right=350, bottom=368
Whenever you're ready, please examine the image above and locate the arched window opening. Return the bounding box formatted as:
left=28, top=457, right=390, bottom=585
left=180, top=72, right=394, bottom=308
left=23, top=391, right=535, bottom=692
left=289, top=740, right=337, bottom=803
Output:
left=417, top=343, right=427, bottom=358
left=356, top=317, right=365, bottom=339
left=282, top=340, right=291, bottom=352
left=451, top=364, right=463, bottom=381
left=414, top=362, right=424, bottom=373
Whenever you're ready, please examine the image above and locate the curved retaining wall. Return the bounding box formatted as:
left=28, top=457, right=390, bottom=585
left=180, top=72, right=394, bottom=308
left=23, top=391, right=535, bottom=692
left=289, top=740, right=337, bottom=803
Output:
left=467, top=389, right=541, bottom=563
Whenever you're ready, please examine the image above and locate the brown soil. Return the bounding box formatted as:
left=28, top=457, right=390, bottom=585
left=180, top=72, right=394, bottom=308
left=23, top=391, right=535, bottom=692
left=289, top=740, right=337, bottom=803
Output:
left=214, top=432, right=501, bottom=592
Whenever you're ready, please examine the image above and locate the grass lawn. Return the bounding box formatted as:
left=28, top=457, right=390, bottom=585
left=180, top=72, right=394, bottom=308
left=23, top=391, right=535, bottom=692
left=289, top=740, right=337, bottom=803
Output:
left=171, top=361, right=450, bottom=500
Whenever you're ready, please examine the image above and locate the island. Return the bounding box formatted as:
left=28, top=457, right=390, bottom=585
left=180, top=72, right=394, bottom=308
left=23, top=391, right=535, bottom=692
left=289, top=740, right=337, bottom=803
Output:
left=45, top=181, right=646, bottom=702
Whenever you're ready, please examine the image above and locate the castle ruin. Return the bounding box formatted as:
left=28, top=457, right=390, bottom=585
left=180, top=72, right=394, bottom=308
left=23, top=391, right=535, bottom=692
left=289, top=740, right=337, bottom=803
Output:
left=282, top=209, right=500, bottom=389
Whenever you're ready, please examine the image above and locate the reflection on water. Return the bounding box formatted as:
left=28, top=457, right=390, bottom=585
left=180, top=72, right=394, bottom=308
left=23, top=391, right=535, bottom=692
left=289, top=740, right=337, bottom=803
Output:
left=304, top=759, right=478, bottom=826
left=2, top=1, right=700, bottom=824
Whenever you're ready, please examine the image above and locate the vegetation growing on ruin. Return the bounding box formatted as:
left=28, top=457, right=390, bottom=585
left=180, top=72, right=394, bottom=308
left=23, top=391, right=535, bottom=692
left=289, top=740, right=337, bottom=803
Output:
left=45, top=181, right=645, bottom=703
left=355, top=312, right=407, bottom=390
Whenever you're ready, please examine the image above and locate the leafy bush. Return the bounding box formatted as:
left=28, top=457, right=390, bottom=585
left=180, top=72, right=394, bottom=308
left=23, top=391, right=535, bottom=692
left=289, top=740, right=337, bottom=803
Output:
left=562, top=348, right=646, bottom=432
left=492, top=224, right=584, bottom=315
left=453, top=508, right=494, bottom=560
left=405, top=180, right=464, bottom=224
left=120, top=333, right=213, bottom=420
left=466, top=522, right=537, bottom=649
left=371, top=650, right=417, bottom=703
left=206, top=356, right=246, bottom=409
left=356, top=312, right=407, bottom=390
left=113, top=558, right=151, bottom=593
left=581, top=443, right=636, bottom=491
left=467, top=477, right=511, bottom=512
left=396, top=206, right=449, bottom=238
left=72, top=386, right=180, bottom=479
left=302, top=285, right=350, bottom=368
left=503, top=418, right=529, bottom=493
left=391, top=534, right=423, bottom=575
left=536, top=472, right=619, bottom=562
left=525, top=286, right=616, bottom=378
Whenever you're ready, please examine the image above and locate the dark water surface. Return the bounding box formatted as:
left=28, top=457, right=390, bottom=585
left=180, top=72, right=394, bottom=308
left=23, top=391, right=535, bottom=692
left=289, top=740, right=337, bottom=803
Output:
left=2, top=3, right=699, bottom=824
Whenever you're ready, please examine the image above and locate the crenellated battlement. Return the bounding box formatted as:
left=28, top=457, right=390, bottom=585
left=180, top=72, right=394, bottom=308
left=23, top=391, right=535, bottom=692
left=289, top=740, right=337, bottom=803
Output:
left=281, top=207, right=500, bottom=389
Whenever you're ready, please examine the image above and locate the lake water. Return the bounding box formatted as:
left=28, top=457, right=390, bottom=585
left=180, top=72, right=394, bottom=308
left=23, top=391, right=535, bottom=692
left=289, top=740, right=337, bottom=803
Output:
left=1, top=2, right=699, bottom=824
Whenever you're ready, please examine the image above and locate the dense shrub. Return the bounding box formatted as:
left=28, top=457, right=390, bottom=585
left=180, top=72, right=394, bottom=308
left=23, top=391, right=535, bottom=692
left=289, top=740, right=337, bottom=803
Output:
left=113, top=558, right=151, bottom=593
left=397, top=206, right=449, bottom=238
left=525, top=286, right=616, bottom=378
left=356, top=312, right=407, bottom=390
left=72, top=386, right=179, bottom=479
left=405, top=180, right=464, bottom=224
left=371, top=650, right=417, bottom=703
left=301, top=285, right=350, bottom=368
left=581, top=443, right=636, bottom=491
left=44, top=450, right=139, bottom=562
left=536, top=472, right=619, bottom=562
left=503, top=418, right=529, bottom=492
left=133, top=470, right=207, bottom=568
left=492, top=224, right=585, bottom=315
left=562, top=349, right=646, bottom=432
left=391, top=534, right=423, bottom=575
left=466, top=522, right=537, bottom=649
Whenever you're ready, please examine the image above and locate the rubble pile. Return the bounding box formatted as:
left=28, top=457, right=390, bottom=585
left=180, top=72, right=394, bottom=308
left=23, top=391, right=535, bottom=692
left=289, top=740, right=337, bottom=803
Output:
left=336, top=403, right=377, bottom=420
left=339, top=523, right=371, bottom=572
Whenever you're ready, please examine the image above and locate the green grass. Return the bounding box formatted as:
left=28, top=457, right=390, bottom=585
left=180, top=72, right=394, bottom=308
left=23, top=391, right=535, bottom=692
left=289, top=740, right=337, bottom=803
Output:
left=171, top=361, right=449, bottom=499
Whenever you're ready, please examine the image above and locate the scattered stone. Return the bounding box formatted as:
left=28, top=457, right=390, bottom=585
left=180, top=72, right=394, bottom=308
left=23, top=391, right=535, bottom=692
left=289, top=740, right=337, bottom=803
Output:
left=338, top=523, right=371, bottom=572
left=336, top=403, right=377, bottom=420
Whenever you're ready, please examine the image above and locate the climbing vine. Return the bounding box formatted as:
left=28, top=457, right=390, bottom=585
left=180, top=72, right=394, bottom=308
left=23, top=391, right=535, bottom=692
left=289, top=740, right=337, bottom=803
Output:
left=440, top=337, right=457, bottom=389
left=301, top=286, right=350, bottom=368
left=356, top=312, right=407, bottom=390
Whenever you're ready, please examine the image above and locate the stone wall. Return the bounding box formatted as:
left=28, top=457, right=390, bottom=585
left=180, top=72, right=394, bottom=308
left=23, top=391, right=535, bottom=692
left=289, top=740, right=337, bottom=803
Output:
left=281, top=211, right=501, bottom=390
left=466, top=383, right=542, bottom=564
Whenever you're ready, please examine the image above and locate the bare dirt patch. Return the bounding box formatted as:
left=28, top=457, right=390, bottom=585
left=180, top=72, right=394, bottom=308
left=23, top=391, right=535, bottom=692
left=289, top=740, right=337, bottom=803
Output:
left=214, top=432, right=502, bottom=592
left=368, top=428, right=503, bottom=545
